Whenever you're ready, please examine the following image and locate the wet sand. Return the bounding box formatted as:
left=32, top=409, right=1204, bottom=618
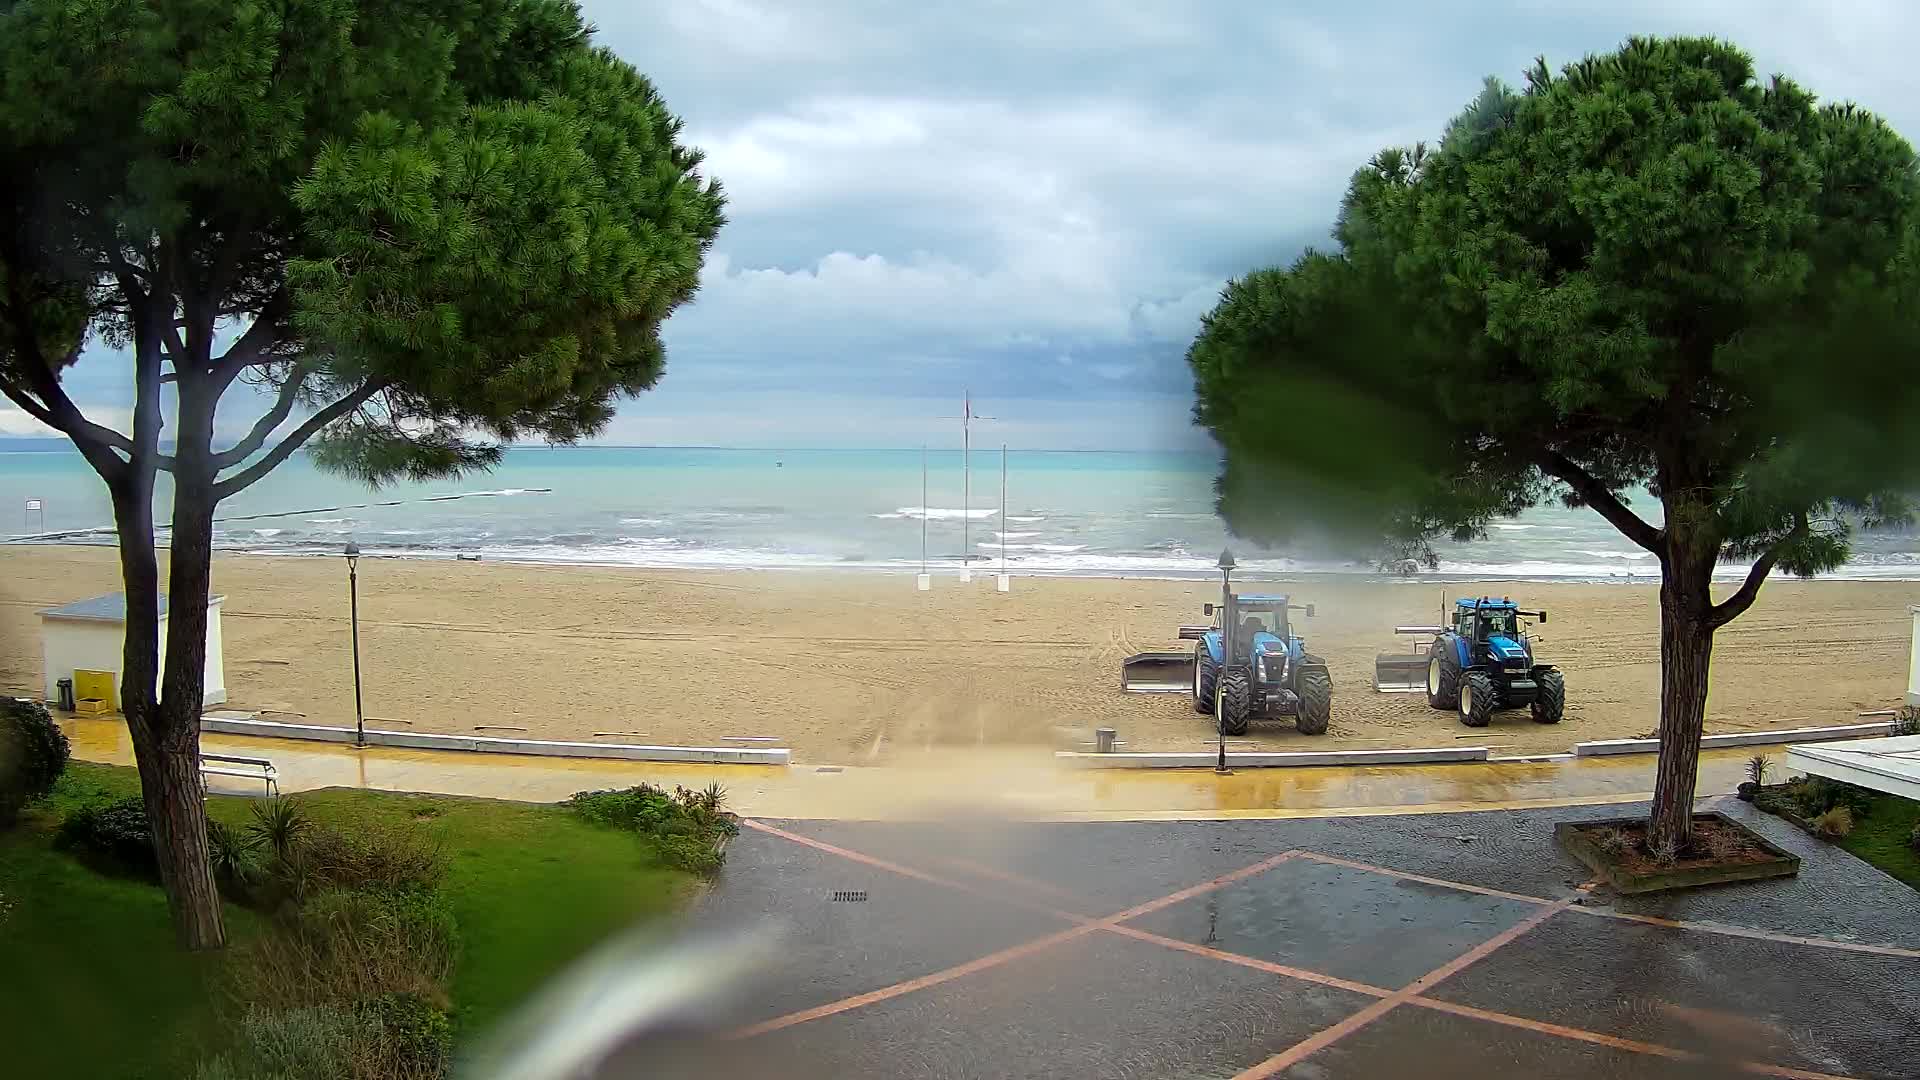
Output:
left=1, top=546, right=1912, bottom=763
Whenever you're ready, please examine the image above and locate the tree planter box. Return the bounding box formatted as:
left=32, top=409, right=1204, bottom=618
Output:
left=1556, top=813, right=1800, bottom=894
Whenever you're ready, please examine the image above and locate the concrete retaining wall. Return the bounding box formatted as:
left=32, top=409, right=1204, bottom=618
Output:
left=1572, top=721, right=1894, bottom=758
left=1055, top=746, right=1489, bottom=769
left=198, top=715, right=791, bottom=765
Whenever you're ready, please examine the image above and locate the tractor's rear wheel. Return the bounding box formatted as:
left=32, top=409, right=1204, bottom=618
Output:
left=1296, top=669, right=1331, bottom=736
left=1458, top=670, right=1495, bottom=727
left=1218, top=669, right=1251, bottom=736
left=1531, top=669, right=1565, bottom=724
left=1193, top=645, right=1218, bottom=714
left=1426, top=640, right=1461, bottom=710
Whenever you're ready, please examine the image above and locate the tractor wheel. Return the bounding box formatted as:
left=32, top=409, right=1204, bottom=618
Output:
left=1426, top=639, right=1461, bottom=710
left=1458, top=670, right=1495, bottom=728
left=1531, top=669, right=1566, bottom=724
left=1296, top=669, right=1332, bottom=736
left=1218, top=669, right=1252, bottom=736
left=1193, top=645, right=1218, bottom=714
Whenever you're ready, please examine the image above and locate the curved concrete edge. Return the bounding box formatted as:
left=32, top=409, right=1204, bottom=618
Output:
left=1054, top=746, right=1489, bottom=769
left=1573, top=721, right=1894, bottom=758
left=198, top=715, right=791, bottom=765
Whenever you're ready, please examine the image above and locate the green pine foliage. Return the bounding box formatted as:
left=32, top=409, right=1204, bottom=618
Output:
left=1186, top=36, right=1920, bottom=848
left=1191, top=36, right=1920, bottom=568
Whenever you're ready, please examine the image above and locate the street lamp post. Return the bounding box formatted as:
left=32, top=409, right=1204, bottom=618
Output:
left=1216, top=548, right=1235, bottom=775
left=345, top=541, right=365, bottom=747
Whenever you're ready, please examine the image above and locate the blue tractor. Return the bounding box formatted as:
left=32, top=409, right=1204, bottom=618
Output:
left=1179, top=593, right=1332, bottom=736
left=1425, top=598, right=1565, bottom=727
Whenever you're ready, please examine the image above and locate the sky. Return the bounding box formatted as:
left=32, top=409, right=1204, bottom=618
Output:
left=10, top=1, right=1920, bottom=450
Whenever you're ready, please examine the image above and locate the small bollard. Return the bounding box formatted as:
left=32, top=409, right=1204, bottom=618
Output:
left=1094, top=727, right=1117, bottom=754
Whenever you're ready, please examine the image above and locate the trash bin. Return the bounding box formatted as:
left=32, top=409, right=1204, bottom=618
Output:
left=1095, top=727, right=1117, bottom=754
left=56, top=677, right=75, bottom=712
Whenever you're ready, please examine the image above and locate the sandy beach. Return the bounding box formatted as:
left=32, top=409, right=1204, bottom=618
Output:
left=1, top=545, right=1912, bottom=763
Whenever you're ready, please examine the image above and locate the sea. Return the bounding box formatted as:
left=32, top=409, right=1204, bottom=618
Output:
left=3, top=446, right=1917, bottom=582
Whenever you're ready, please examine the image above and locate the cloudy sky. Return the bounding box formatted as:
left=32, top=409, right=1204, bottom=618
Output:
left=13, top=1, right=1920, bottom=449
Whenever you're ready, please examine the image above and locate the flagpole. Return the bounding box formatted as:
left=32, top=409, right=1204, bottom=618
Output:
left=917, top=445, right=930, bottom=590
left=997, top=443, right=1010, bottom=592
left=961, top=392, right=972, bottom=583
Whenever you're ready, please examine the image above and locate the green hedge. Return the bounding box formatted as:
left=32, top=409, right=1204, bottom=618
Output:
left=0, top=698, right=70, bottom=826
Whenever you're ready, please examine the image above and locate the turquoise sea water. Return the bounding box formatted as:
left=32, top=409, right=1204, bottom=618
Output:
left=2, top=446, right=1916, bottom=581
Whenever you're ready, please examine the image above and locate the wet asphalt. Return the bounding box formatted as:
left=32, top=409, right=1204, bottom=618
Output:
left=605, top=797, right=1920, bottom=1080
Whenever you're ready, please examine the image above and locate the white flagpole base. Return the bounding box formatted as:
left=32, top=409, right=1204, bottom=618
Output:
left=959, top=567, right=973, bottom=584
left=916, top=573, right=931, bottom=591
left=996, top=574, right=1010, bottom=592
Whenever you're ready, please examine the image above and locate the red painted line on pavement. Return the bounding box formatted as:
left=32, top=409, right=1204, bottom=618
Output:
left=728, top=924, right=1097, bottom=1039
left=1231, top=894, right=1582, bottom=1079
left=1104, top=851, right=1298, bottom=923
left=740, top=818, right=1086, bottom=922
left=1569, top=906, right=1920, bottom=960
left=1104, top=924, right=1392, bottom=998
left=1410, top=997, right=1858, bottom=1080
left=924, top=854, right=1099, bottom=906
left=737, top=822, right=1889, bottom=1076
left=1292, top=850, right=1560, bottom=906
left=1298, top=847, right=1920, bottom=961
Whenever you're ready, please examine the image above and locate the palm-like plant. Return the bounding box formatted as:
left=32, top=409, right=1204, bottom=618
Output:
left=206, top=820, right=263, bottom=891
left=247, top=797, right=311, bottom=860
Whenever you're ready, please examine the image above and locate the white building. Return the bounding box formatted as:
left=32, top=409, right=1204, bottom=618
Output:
left=39, top=592, right=227, bottom=709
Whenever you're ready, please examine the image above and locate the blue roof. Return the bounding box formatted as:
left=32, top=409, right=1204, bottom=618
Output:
left=40, top=592, right=223, bottom=622
left=1456, top=597, right=1519, bottom=610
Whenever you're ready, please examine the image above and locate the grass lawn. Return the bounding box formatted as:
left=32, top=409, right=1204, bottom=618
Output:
left=2, top=763, right=700, bottom=1078
left=1838, top=792, right=1920, bottom=890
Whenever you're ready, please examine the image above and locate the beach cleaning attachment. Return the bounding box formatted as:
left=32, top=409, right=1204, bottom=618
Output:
left=1374, top=624, right=1444, bottom=693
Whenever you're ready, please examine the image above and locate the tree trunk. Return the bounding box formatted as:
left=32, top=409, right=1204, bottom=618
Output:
left=148, top=380, right=227, bottom=950
left=1649, top=536, right=1717, bottom=855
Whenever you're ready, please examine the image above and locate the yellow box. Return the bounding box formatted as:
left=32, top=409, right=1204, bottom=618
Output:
left=74, top=698, right=113, bottom=716
left=73, top=669, right=117, bottom=712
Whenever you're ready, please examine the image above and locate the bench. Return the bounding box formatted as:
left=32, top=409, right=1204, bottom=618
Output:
left=199, top=752, right=278, bottom=797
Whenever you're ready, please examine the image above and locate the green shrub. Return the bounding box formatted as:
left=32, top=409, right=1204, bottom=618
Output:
left=1785, top=776, right=1874, bottom=821
left=299, top=823, right=446, bottom=894
left=360, top=992, right=452, bottom=1077
left=1908, top=822, right=1920, bottom=855
left=563, top=782, right=736, bottom=873
left=0, top=697, right=70, bottom=825
left=1812, top=806, right=1855, bottom=840
left=231, top=888, right=458, bottom=1012
left=193, top=997, right=450, bottom=1080
left=56, top=796, right=157, bottom=875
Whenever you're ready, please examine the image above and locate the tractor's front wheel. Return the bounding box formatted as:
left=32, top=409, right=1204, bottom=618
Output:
left=1531, top=669, right=1565, bottom=724
left=1296, top=669, right=1331, bottom=736
left=1193, top=645, right=1218, bottom=715
left=1458, top=670, right=1495, bottom=728
left=1427, top=640, right=1460, bottom=710
left=1218, top=669, right=1252, bottom=736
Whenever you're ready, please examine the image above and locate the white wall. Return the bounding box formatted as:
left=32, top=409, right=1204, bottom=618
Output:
left=40, top=601, right=227, bottom=708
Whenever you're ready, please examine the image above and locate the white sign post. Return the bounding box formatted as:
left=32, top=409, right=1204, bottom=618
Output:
left=24, top=497, right=44, bottom=533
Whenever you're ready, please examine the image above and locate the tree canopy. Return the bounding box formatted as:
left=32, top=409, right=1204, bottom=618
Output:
left=1188, top=35, right=1920, bottom=850
left=0, top=0, right=724, bottom=948
left=1, top=0, right=724, bottom=489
